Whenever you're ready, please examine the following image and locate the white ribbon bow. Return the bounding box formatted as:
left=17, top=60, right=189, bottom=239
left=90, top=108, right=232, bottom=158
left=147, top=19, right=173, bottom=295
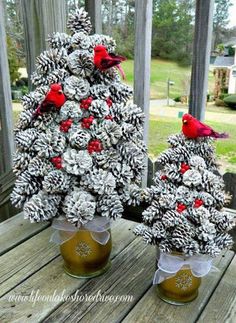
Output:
left=153, top=252, right=214, bottom=285
left=50, top=216, right=111, bottom=246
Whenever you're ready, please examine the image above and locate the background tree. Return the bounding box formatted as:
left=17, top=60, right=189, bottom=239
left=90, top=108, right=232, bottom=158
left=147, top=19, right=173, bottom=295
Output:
left=213, top=0, right=233, bottom=50
left=152, top=0, right=194, bottom=66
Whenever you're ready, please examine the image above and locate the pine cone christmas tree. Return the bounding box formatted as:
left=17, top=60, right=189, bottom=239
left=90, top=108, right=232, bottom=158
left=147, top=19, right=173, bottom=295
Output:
left=134, top=132, right=235, bottom=257
left=11, top=8, right=146, bottom=226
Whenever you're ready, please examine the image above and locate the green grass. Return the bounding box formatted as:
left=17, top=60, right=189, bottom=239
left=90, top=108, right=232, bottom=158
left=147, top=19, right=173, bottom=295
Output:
left=148, top=116, right=236, bottom=171
left=123, top=59, right=215, bottom=100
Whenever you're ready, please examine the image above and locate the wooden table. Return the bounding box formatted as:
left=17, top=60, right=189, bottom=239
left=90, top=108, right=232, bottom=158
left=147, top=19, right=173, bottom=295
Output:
left=0, top=213, right=235, bottom=323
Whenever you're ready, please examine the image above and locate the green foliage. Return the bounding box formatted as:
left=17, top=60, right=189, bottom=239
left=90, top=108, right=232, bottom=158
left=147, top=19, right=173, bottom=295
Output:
left=219, top=93, right=230, bottom=100
left=224, top=95, right=236, bottom=109
left=174, top=96, right=181, bottom=102
left=152, top=0, right=194, bottom=66
left=213, top=0, right=233, bottom=49
left=7, top=36, right=20, bottom=84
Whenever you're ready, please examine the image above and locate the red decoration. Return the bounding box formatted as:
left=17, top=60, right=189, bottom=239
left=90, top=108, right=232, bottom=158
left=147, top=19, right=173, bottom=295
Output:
left=194, top=199, right=204, bottom=208
left=60, top=119, right=73, bottom=132
left=88, top=139, right=103, bottom=154
left=80, top=97, right=93, bottom=110
left=105, top=115, right=113, bottom=120
left=106, top=97, right=113, bottom=107
left=51, top=156, right=62, bottom=169
left=33, top=83, right=66, bottom=117
left=161, top=175, right=168, bottom=180
left=180, top=162, right=190, bottom=174
left=81, top=116, right=94, bottom=129
left=182, top=113, right=228, bottom=139
left=176, top=203, right=187, bottom=213
left=94, top=45, right=126, bottom=79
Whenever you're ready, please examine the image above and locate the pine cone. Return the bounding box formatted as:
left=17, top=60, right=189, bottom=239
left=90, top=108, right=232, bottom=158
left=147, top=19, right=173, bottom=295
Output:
left=89, top=34, right=116, bottom=53
left=109, top=83, right=133, bottom=103
left=68, top=50, right=94, bottom=77
left=69, top=128, right=91, bottom=149
left=24, top=191, right=61, bottom=222
left=67, top=8, right=92, bottom=35
left=15, top=128, right=39, bottom=152
left=63, top=188, right=96, bottom=225
left=64, top=75, right=90, bottom=101
left=62, top=148, right=93, bottom=175
left=33, top=130, right=66, bottom=158
left=13, top=151, right=33, bottom=176
left=11, top=171, right=41, bottom=208
left=214, top=232, right=233, bottom=250
left=28, top=157, right=54, bottom=177
left=97, top=192, right=123, bottom=219
left=89, top=84, right=110, bottom=100
left=47, top=32, right=72, bottom=49
left=89, top=100, right=109, bottom=118
left=81, top=168, right=116, bottom=195
left=60, top=100, right=84, bottom=121
left=71, top=32, right=91, bottom=50
left=35, top=48, right=68, bottom=74
left=43, top=170, right=72, bottom=193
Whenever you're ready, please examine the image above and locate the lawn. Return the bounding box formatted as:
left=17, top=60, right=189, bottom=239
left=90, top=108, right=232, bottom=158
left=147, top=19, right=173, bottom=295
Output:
left=149, top=115, right=236, bottom=173
left=123, top=59, right=215, bottom=100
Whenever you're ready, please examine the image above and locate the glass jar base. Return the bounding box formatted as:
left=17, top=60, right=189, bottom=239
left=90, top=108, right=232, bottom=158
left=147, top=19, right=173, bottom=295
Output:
left=156, top=286, right=198, bottom=305
left=63, top=260, right=111, bottom=279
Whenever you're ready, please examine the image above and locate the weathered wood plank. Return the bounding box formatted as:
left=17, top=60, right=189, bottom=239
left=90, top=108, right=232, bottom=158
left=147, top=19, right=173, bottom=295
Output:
left=189, top=0, right=214, bottom=121
left=197, top=255, right=236, bottom=323
left=122, top=251, right=234, bottom=323
left=0, top=219, right=137, bottom=322
left=0, top=212, right=49, bottom=256
left=134, top=0, right=153, bottom=187
left=0, top=227, right=57, bottom=297
left=20, top=0, right=67, bottom=83
left=85, top=0, right=102, bottom=34
left=43, top=238, right=155, bottom=323
left=0, top=0, right=14, bottom=174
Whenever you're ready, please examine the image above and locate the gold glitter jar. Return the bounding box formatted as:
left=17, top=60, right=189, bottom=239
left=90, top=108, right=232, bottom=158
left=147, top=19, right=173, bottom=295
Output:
left=154, top=251, right=203, bottom=305
left=60, top=227, right=112, bottom=278
left=156, top=266, right=201, bottom=305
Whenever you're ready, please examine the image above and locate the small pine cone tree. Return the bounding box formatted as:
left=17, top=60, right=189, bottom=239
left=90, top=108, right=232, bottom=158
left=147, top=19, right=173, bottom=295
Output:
left=11, top=8, right=146, bottom=226
left=134, top=132, right=235, bottom=257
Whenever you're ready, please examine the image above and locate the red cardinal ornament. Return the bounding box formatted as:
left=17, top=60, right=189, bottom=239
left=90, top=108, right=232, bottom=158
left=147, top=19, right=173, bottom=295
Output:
left=93, top=45, right=126, bottom=79
left=33, top=84, right=66, bottom=118
left=182, top=113, right=229, bottom=139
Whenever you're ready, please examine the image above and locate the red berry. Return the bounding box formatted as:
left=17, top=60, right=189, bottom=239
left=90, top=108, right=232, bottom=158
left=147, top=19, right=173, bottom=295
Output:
left=87, top=139, right=103, bottom=154
left=176, top=203, right=187, bottom=213
left=194, top=199, right=203, bottom=208
left=161, top=175, right=167, bottom=180
left=60, top=119, right=73, bottom=132
left=106, top=97, right=113, bottom=107
left=105, top=115, right=113, bottom=120
left=82, top=116, right=94, bottom=129
left=80, top=97, right=93, bottom=109
left=180, top=163, right=190, bottom=174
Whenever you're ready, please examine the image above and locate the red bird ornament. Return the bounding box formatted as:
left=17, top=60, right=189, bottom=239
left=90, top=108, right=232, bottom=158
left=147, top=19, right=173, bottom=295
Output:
left=182, top=113, right=229, bottom=139
left=33, top=84, right=66, bottom=118
left=93, top=45, right=126, bottom=79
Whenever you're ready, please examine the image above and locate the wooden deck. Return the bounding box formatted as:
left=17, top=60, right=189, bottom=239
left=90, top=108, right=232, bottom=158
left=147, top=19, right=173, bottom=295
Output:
left=0, top=213, right=235, bottom=323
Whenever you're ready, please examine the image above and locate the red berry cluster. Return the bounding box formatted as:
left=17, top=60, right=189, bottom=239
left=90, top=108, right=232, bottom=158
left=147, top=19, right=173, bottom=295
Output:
left=161, top=175, right=168, bottom=180
left=194, top=199, right=204, bottom=208
left=60, top=119, right=73, bottom=132
left=51, top=156, right=62, bottom=169
left=81, top=116, right=94, bottom=129
left=180, top=163, right=190, bottom=174
left=87, top=139, right=103, bottom=154
left=106, top=97, right=113, bottom=107
left=105, top=115, right=113, bottom=120
left=176, top=203, right=187, bottom=213
left=80, top=97, right=93, bottom=110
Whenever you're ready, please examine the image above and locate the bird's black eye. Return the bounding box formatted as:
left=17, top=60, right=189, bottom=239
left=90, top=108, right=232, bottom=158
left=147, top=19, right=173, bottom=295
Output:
left=58, top=90, right=63, bottom=94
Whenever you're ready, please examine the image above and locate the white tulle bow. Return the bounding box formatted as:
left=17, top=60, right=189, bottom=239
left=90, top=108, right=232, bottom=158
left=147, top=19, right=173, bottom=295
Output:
left=50, top=216, right=111, bottom=246
left=153, top=252, right=214, bottom=285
